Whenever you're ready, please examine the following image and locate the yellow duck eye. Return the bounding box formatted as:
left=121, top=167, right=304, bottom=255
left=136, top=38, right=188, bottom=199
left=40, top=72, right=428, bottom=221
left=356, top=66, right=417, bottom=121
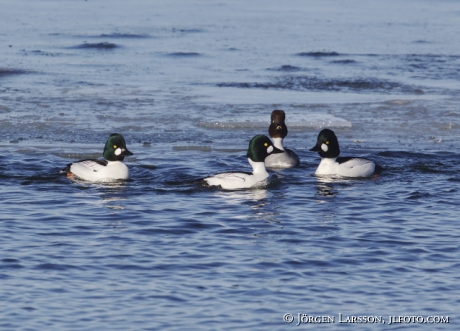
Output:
left=113, top=145, right=118, bottom=149
left=264, top=142, right=268, bottom=147
left=325, top=141, right=329, bottom=145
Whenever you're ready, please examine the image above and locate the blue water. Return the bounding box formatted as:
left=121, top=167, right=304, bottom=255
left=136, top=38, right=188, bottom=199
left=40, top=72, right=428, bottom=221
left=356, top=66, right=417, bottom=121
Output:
left=1, top=0, right=459, bottom=330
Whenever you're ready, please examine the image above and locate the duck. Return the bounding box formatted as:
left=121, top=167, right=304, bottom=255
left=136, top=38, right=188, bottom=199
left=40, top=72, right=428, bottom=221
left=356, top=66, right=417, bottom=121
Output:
left=310, top=128, right=379, bottom=177
left=63, top=133, right=133, bottom=182
left=203, top=134, right=283, bottom=190
left=265, top=110, right=300, bottom=168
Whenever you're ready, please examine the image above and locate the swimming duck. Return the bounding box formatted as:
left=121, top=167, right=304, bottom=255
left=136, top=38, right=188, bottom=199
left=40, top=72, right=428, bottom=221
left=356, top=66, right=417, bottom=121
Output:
left=310, top=128, right=379, bottom=177
left=204, top=134, right=283, bottom=189
left=63, top=133, right=133, bottom=182
left=265, top=110, right=300, bottom=168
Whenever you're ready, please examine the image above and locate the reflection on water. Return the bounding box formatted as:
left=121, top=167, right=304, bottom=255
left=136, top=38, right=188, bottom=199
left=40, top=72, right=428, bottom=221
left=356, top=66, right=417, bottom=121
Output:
left=63, top=180, right=131, bottom=210
left=315, top=177, right=340, bottom=199
left=214, top=188, right=269, bottom=204
left=316, top=182, right=337, bottom=198
left=213, top=189, right=283, bottom=224
left=98, top=183, right=130, bottom=210
left=101, top=196, right=127, bottom=210
left=313, top=175, right=374, bottom=198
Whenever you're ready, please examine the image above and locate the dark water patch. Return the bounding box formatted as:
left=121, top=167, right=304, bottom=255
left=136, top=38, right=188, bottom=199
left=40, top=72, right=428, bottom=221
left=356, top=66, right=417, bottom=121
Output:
left=331, top=59, right=357, bottom=64
left=138, top=164, right=157, bottom=170
left=0, top=68, right=29, bottom=77
left=215, top=228, right=247, bottom=235
left=420, top=267, right=443, bottom=273
left=0, top=259, right=23, bottom=270
left=297, top=52, right=460, bottom=83
left=405, top=247, right=429, bottom=254
left=297, top=51, right=340, bottom=57
left=133, top=227, right=199, bottom=236
left=377, top=151, right=460, bottom=175
left=412, top=163, right=447, bottom=174
left=267, top=65, right=302, bottom=72
left=34, top=263, right=80, bottom=271
left=173, top=145, right=212, bottom=152
left=166, top=52, right=202, bottom=57
left=182, top=218, right=221, bottom=230
left=75, top=81, right=105, bottom=87
left=21, top=172, right=65, bottom=186
left=172, top=28, right=203, bottom=33
left=0, top=166, right=64, bottom=184
left=36, top=230, right=97, bottom=238
left=407, top=191, right=432, bottom=200
left=0, top=273, right=10, bottom=280
left=25, top=50, right=61, bottom=57
left=69, top=42, right=119, bottom=50
left=432, top=246, right=459, bottom=254
left=391, top=54, right=460, bottom=81
left=0, top=264, right=23, bottom=270
left=284, top=259, right=307, bottom=267
left=108, top=264, right=156, bottom=271
left=412, top=40, right=432, bottom=44
left=217, top=76, right=423, bottom=94
left=377, top=151, right=441, bottom=159
left=98, top=33, right=150, bottom=39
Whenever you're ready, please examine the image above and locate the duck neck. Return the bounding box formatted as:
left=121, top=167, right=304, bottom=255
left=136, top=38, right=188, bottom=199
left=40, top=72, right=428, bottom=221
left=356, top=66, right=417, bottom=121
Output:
left=320, top=157, right=338, bottom=163
left=271, top=137, right=285, bottom=151
left=248, top=158, right=269, bottom=176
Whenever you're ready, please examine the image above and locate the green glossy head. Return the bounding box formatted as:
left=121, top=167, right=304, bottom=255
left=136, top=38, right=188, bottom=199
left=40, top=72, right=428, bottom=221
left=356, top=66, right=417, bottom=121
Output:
left=310, top=129, right=340, bottom=158
left=103, top=133, right=133, bottom=161
left=247, top=134, right=283, bottom=162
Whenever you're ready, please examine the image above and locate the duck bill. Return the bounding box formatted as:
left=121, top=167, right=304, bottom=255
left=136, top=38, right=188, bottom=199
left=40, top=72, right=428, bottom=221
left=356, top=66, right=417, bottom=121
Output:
left=273, top=123, right=283, bottom=130
left=120, top=148, right=133, bottom=156
left=310, top=145, right=321, bottom=152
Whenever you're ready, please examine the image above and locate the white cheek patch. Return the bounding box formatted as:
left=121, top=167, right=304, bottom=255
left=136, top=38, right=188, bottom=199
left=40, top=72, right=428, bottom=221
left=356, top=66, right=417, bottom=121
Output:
left=267, top=145, right=274, bottom=154
left=321, top=143, right=328, bottom=152
left=114, top=148, right=122, bottom=156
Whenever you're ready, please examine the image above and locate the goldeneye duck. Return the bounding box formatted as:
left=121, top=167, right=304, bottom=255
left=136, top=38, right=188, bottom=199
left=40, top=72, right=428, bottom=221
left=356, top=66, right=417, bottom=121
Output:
left=204, top=134, right=283, bottom=190
left=310, top=128, right=380, bottom=178
left=265, top=109, right=300, bottom=168
left=63, top=133, right=133, bottom=182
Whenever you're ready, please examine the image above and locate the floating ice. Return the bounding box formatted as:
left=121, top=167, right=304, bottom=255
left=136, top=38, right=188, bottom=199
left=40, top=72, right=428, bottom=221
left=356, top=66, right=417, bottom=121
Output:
left=197, top=113, right=351, bottom=130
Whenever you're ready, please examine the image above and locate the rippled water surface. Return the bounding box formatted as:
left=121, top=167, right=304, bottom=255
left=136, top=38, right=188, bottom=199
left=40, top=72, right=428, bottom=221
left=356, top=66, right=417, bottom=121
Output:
left=1, top=0, right=460, bottom=330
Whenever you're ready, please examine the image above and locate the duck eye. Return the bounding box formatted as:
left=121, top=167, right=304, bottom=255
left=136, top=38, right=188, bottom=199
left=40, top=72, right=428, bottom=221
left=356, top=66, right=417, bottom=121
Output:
left=264, top=143, right=268, bottom=147
left=325, top=141, right=329, bottom=145
left=113, top=145, right=118, bottom=149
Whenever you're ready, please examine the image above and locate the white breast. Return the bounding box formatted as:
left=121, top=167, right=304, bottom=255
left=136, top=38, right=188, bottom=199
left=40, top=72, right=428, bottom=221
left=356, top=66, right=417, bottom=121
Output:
left=265, top=150, right=299, bottom=168
left=265, top=138, right=299, bottom=168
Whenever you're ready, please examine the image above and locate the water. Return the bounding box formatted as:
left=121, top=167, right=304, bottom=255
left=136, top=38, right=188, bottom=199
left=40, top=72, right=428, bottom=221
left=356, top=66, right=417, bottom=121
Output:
left=1, top=0, right=459, bottom=330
